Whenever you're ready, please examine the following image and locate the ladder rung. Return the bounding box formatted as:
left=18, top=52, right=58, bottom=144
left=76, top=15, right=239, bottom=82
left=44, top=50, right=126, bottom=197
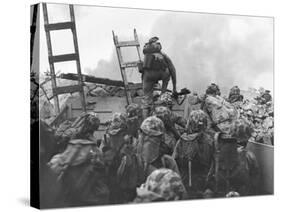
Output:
left=49, top=53, right=78, bottom=63
left=116, top=40, right=140, bottom=47
left=52, top=85, right=82, bottom=96
left=45, top=21, right=75, bottom=31
left=121, top=61, right=141, bottom=68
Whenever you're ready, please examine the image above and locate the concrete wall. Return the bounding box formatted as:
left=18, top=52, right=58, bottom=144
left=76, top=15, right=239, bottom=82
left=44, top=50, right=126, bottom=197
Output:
left=246, top=141, right=274, bottom=194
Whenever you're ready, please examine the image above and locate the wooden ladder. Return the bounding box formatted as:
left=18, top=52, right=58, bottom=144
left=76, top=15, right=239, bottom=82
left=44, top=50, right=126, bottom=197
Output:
left=112, top=29, right=142, bottom=105
left=42, top=3, right=86, bottom=114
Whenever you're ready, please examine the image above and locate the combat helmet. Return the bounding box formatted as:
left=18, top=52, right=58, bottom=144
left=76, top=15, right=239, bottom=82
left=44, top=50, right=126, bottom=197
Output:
left=206, top=83, right=220, bottom=96
left=136, top=168, right=186, bottom=201
left=188, top=110, right=208, bottom=133
left=153, top=106, right=171, bottom=123
left=75, top=112, right=100, bottom=135
left=85, top=112, right=100, bottom=130
left=154, top=92, right=173, bottom=107
left=140, top=116, right=165, bottom=136
left=229, top=118, right=253, bottom=144
left=149, top=36, right=159, bottom=43
left=107, top=113, right=127, bottom=135
left=126, top=103, right=142, bottom=118
left=230, top=86, right=240, bottom=95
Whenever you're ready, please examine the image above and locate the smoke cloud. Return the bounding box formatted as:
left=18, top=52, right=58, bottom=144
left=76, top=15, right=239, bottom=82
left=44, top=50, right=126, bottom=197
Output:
left=86, top=12, right=273, bottom=94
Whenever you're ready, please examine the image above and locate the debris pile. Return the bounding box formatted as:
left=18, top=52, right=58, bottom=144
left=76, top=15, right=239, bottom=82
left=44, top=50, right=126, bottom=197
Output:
left=238, top=100, right=274, bottom=145
left=85, top=84, right=144, bottom=98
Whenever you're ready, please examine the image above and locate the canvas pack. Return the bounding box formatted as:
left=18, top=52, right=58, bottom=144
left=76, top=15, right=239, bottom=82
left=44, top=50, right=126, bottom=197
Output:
left=30, top=2, right=274, bottom=209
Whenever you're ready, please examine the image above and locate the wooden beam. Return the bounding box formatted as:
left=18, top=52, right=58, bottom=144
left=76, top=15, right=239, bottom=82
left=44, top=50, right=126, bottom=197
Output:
left=61, top=73, right=144, bottom=91
left=52, top=84, right=82, bottom=96
left=60, top=73, right=125, bottom=87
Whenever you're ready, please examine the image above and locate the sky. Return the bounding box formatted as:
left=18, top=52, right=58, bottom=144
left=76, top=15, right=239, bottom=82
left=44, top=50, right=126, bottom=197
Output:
left=39, top=3, right=274, bottom=94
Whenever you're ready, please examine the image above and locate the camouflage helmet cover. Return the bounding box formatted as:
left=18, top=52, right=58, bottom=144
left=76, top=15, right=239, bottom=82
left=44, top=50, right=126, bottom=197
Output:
left=153, top=106, right=171, bottom=121
left=126, top=103, right=142, bottom=118
left=230, top=118, right=253, bottom=141
left=137, top=168, right=186, bottom=201
left=188, top=110, right=208, bottom=133
left=230, top=86, right=240, bottom=95
left=85, top=112, right=100, bottom=130
left=206, top=83, right=220, bottom=95
left=107, top=112, right=127, bottom=135
left=149, top=36, right=159, bottom=43
left=155, top=92, right=173, bottom=107
left=140, top=116, right=165, bottom=136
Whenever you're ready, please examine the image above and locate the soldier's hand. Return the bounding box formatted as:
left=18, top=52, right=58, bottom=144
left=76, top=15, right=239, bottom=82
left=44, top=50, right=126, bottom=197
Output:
left=172, top=90, right=178, bottom=98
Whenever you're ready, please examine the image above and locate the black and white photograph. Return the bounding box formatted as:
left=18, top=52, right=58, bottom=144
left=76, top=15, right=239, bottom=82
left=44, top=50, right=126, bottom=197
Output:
left=30, top=1, right=274, bottom=209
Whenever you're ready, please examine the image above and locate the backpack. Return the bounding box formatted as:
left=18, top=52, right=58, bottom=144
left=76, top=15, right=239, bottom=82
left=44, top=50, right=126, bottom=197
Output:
left=204, top=95, right=238, bottom=132
left=48, top=139, right=97, bottom=177
left=55, top=113, right=97, bottom=142
left=142, top=42, right=168, bottom=71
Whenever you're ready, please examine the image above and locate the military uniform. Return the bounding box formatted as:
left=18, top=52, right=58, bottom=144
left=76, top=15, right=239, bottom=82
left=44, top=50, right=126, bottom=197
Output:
left=137, top=116, right=180, bottom=178
left=55, top=112, right=100, bottom=144
left=57, top=142, right=110, bottom=207
left=260, top=90, right=272, bottom=104
left=141, top=37, right=177, bottom=119
left=228, top=86, right=244, bottom=104
left=151, top=93, right=187, bottom=154
left=125, top=103, right=143, bottom=139
left=134, top=168, right=187, bottom=202
left=203, top=87, right=238, bottom=134
left=173, top=110, right=214, bottom=195
left=152, top=106, right=181, bottom=154
left=206, top=120, right=259, bottom=196
left=102, top=113, right=145, bottom=203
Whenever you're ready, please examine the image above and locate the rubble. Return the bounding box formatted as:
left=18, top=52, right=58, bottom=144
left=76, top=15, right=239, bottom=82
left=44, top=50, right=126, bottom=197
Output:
left=239, top=100, right=274, bottom=145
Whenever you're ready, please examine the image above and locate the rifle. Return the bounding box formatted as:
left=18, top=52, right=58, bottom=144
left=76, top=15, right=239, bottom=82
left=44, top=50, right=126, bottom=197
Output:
left=171, top=88, right=191, bottom=105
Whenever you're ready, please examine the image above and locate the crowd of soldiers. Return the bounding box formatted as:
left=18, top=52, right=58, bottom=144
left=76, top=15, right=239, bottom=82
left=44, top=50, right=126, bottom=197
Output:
left=39, top=36, right=273, bottom=208
left=39, top=81, right=272, bottom=208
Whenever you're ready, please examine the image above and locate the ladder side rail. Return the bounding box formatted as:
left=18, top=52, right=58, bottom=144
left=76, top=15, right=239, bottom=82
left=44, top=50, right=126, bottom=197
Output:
left=134, top=29, right=142, bottom=62
left=42, top=3, right=60, bottom=114
left=112, top=31, right=132, bottom=104
left=69, top=5, right=87, bottom=112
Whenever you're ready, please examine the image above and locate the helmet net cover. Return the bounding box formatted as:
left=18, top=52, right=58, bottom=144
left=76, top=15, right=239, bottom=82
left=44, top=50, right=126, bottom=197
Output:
left=107, top=113, right=128, bottom=135
left=155, top=92, right=173, bottom=107
left=139, top=168, right=186, bottom=201
left=229, top=118, right=253, bottom=141
left=188, top=110, right=208, bottom=133
left=126, top=103, right=142, bottom=118
left=140, top=116, right=165, bottom=136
